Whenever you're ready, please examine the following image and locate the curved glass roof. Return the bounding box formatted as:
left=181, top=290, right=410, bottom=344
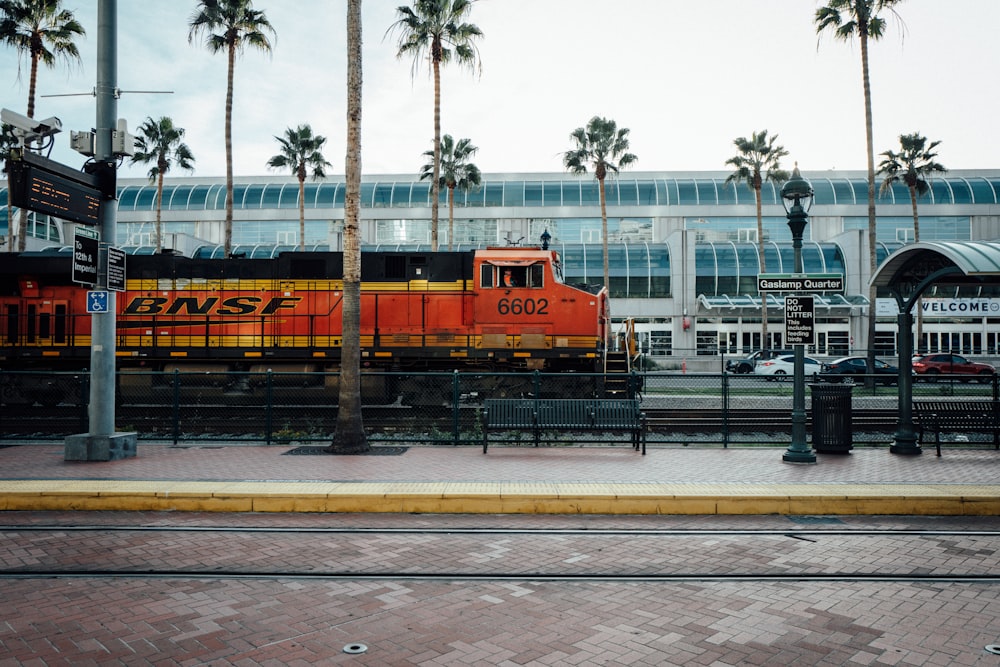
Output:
left=5, top=173, right=1000, bottom=213
left=694, top=241, right=846, bottom=298
left=102, top=174, right=1000, bottom=213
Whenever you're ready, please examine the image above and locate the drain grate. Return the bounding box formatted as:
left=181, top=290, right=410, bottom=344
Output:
left=787, top=516, right=846, bottom=525
left=284, top=446, right=408, bottom=456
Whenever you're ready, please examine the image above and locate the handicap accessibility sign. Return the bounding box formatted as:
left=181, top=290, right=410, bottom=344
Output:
left=87, top=290, right=109, bottom=313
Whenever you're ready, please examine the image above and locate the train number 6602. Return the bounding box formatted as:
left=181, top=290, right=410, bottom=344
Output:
left=497, top=297, right=548, bottom=315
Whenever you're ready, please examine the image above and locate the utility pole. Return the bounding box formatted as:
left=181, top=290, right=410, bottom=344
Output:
left=65, top=0, right=136, bottom=461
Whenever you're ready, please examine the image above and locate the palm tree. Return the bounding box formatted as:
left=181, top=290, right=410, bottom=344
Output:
left=0, top=0, right=85, bottom=251
left=878, top=132, right=946, bottom=350
left=329, top=0, right=368, bottom=453
left=816, top=0, right=902, bottom=384
left=188, top=0, right=274, bottom=257
left=420, top=134, right=481, bottom=251
left=388, top=0, right=483, bottom=252
left=130, top=117, right=195, bottom=254
left=563, top=116, right=637, bottom=291
left=725, top=130, right=789, bottom=350
left=266, top=125, right=331, bottom=251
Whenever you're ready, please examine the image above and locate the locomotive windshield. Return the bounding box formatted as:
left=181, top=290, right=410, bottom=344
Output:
left=480, top=262, right=544, bottom=288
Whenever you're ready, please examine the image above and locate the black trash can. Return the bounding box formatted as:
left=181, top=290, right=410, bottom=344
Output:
left=809, top=383, right=853, bottom=453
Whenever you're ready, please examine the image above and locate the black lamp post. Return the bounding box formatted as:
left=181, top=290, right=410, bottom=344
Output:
left=540, top=229, right=551, bottom=250
left=780, top=165, right=817, bottom=464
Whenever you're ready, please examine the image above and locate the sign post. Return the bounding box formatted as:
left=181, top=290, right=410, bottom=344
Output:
left=779, top=166, right=817, bottom=464
left=64, top=0, right=138, bottom=462
left=784, top=296, right=815, bottom=346
left=107, top=246, right=126, bottom=292
left=758, top=274, right=843, bottom=292
left=72, top=227, right=99, bottom=286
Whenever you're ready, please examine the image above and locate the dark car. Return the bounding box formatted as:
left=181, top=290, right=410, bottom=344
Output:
left=726, top=349, right=794, bottom=374
left=911, top=353, right=996, bottom=383
left=820, top=356, right=899, bottom=385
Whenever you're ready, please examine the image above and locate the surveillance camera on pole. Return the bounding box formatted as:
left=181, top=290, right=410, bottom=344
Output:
left=1, top=108, right=62, bottom=146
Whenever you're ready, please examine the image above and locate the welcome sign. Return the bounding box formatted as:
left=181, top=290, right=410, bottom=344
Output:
left=875, top=298, right=1000, bottom=317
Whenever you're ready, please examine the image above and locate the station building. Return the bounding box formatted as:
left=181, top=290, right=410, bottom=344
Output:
left=4, top=169, right=1000, bottom=367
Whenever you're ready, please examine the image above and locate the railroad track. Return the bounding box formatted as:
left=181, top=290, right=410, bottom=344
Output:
left=1, top=523, right=998, bottom=582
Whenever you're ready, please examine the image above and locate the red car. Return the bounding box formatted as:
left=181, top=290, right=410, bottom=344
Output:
left=911, top=353, right=996, bottom=383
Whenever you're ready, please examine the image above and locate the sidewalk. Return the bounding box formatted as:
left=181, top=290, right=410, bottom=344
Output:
left=1, top=442, right=998, bottom=514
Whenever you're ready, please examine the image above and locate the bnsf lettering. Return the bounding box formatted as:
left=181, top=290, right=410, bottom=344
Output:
left=125, top=297, right=168, bottom=314
left=168, top=297, right=214, bottom=314
left=124, top=296, right=302, bottom=315
left=260, top=297, right=301, bottom=314
left=217, top=297, right=261, bottom=315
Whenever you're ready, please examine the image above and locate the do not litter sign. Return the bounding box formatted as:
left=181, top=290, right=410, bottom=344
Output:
left=784, top=296, right=814, bottom=345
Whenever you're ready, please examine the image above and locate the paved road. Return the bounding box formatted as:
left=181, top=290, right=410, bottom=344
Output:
left=2, top=511, right=999, bottom=666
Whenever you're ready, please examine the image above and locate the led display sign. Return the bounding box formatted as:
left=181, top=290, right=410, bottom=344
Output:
left=8, top=152, right=103, bottom=226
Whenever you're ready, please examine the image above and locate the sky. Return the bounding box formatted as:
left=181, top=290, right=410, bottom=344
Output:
left=4, top=0, right=999, bottom=182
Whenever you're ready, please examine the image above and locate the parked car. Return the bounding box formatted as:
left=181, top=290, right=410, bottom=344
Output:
left=726, top=349, right=794, bottom=374
left=911, top=353, right=996, bottom=383
left=820, top=356, right=899, bottom=385
left=754, top=354, right=822, bottom=380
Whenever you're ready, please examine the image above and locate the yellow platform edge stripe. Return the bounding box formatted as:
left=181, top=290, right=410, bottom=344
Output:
left=0, top=481, right=998, bottom=515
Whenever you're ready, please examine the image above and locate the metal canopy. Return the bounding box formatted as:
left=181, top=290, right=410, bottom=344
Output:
left=871, top=241, right=1000, bottom=290
left=867, top=241, right=1000, bottom=456
left=697, top=293, right=866, bottom=311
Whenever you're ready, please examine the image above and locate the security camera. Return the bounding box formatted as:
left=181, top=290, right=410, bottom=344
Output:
left=33, top=116, right=62, bottom=135
left=1, top=108, right=36, bottom=132
left=1, top=108, right=63, bottom=143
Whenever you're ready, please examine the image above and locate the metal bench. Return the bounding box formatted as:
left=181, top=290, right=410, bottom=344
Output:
left=912, top=399, right=1000, bottom=457
left=482, top=398, right=645, bottom=454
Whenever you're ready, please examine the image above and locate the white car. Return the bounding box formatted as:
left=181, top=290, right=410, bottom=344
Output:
left=754, top=354, right=822, bottom=381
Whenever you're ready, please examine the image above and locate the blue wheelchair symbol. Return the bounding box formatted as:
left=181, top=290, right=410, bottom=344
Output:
left=87, top=290, right=109, bottom=313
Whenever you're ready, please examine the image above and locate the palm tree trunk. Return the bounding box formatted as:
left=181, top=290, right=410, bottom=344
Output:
left=431, top=56, right=441, bottom=252
left=599, top=176, right=609, bottom=292
left=224, top=44, right=236, bottom=256
left=330, top=0, right=368, bottom=453
left=448, top=185, right=456, bottom=251
left=298, top=175, right=306, bottom=251
left=155, top=170, right=165, bottom=254
left=756, top=186, right=768, bottom=348
left=861, top=32, right=878, bottom=388
left=27, top=53, right=39, bottom=118
left=19, top=53, right=39, bottom=252
left=910, top=185, right=922, bottom=350
left=15, top=210, right=27, bottom=252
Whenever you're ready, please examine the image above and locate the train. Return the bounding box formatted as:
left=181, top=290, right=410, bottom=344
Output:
left=0, top=246, right=636, bottom=405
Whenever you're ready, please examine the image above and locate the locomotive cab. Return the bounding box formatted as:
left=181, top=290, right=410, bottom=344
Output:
left=471, top=248, right=607, bottom=372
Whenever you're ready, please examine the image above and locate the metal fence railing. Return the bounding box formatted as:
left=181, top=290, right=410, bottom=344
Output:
left=2, top=368, right=998, bottom=448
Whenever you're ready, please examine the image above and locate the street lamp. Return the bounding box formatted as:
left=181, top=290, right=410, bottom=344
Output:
left=780, top=164, right=816, bottom=464
left=540, top=229, right=551, bottom=250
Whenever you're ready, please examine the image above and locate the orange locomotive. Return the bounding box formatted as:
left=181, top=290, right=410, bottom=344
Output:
left=1, top=247, right=612, bottom=401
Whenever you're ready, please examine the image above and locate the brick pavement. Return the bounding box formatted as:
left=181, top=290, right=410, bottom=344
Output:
left=1, top=512, right=999, bottom=666
left=1, top=443, right=999, bottom=515
left=2, top=443, right=996, bottom=663
left=2, top=442, right=998, bottom=484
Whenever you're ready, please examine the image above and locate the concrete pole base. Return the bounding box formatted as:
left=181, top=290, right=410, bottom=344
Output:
left=65, top=432, right=138, bottom=461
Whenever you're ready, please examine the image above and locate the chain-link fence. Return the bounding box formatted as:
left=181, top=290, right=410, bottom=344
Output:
left=2, top=368, right=997, bottom=448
